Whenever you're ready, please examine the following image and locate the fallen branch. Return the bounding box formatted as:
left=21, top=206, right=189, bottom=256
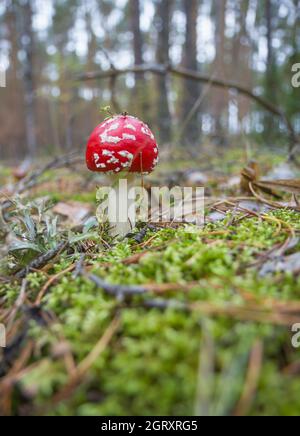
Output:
left=86, top=273, right=147, bottom=296
left=15, top=242, right=68, bottom=279
left=77, top=63, right=299, bottom=147
left=85, top=273, right=300, bottom=326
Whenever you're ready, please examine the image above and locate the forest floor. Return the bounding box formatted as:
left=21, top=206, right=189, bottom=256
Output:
left=1, top=144, right=300, bottom=416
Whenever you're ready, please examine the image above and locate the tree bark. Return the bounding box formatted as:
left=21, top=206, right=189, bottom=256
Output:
left=232, top=0, right=252, bottom=130
left=154, top=0, right=172, bottom=143
left=213, top=0, right=227, bottom=139
left=129, top=0, right=147, bottom=117
left=17, top=0, right=37, bottom=157
left=2, top=0, right=25, bottom=159
left=266, top=0, right=273, bottom=78
left=181, top=0, right=201, bottom=146
left=83, top=5, right=99, bottom=135
left=264, top=0, right=277, bottom=138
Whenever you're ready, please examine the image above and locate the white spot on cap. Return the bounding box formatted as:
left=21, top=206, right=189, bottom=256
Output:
left=121, top=162, right=130, bottom=168
left=106, top=122, right=120, bottom=132
left=100, top=132, right=122, bottom=144
left=107, top=156, right=119, bottom=164
left=102, top=149, right=114, bottom=156
left=124, top=123, right=136, bottom=131
left=94, top=153, right=106, bottom=168
left=122, top=133, right=136, bottom=140
left=118, top=150, right=134, bottom=160
left=115, top=167, right=121, bottom=172
left=141, top=126, right=154, bottom=140
left=153, top=147, right=158, bottom=154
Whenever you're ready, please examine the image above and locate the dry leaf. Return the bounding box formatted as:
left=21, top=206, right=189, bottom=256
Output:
left=53, top=201, right=92, bottom=227
left=241, top=162, right=300, bottom=200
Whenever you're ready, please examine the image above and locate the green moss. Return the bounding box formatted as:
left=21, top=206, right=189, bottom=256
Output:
left=2, top=209, right=300, bottom=416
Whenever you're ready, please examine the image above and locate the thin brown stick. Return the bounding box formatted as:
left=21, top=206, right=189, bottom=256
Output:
left=234, top=341, right=264, bottom=416
left=0, top=341, right=34, bottom=416
left=51, top=315, right=120, bottom=405
left=35, top=264, right=76, bottom=305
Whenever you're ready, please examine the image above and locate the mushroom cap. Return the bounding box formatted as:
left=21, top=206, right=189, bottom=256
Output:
left=86, top=114, right=159, bottom=174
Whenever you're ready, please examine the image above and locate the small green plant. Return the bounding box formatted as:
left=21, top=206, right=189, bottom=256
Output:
left=0, top=197, right=99, bottom=274
left=5, top=197, right=61, bottom=267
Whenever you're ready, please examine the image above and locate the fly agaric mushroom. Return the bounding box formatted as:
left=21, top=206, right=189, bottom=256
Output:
left=86, top=113, right=159, bottom=237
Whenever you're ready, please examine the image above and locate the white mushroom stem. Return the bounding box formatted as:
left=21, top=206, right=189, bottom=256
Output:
left=96, top=173, right=137, bottom=238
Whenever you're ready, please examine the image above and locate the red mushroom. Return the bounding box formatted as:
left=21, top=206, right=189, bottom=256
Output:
left=86, top=113, right=159, bottom=237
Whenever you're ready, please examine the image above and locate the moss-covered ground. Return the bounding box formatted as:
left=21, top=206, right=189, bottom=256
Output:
left=1, top=146, right=300, bottom=416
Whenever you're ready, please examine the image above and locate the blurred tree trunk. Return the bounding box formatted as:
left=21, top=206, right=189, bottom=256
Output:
left=264, top=0, right=277, bottom=138
left=266, top=0, right=274, bottom=85
left=180, top=0, right=201, bottom=147
left=232, top=0, right=252, bottom=131
left=129, top=0, right=147, bottom=117
left=285, top=0, right=300, bottom=121
left=84, top=6, right=98, bottom=133
left=17, top=0, right=37, bottom=157
left=213, top=0, right=227, bottom=139
left=291, top=0, right=300, bottom=58
left=3, top=0, right=25, bottom=159
left=154, top=0, right=172, bottom=143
